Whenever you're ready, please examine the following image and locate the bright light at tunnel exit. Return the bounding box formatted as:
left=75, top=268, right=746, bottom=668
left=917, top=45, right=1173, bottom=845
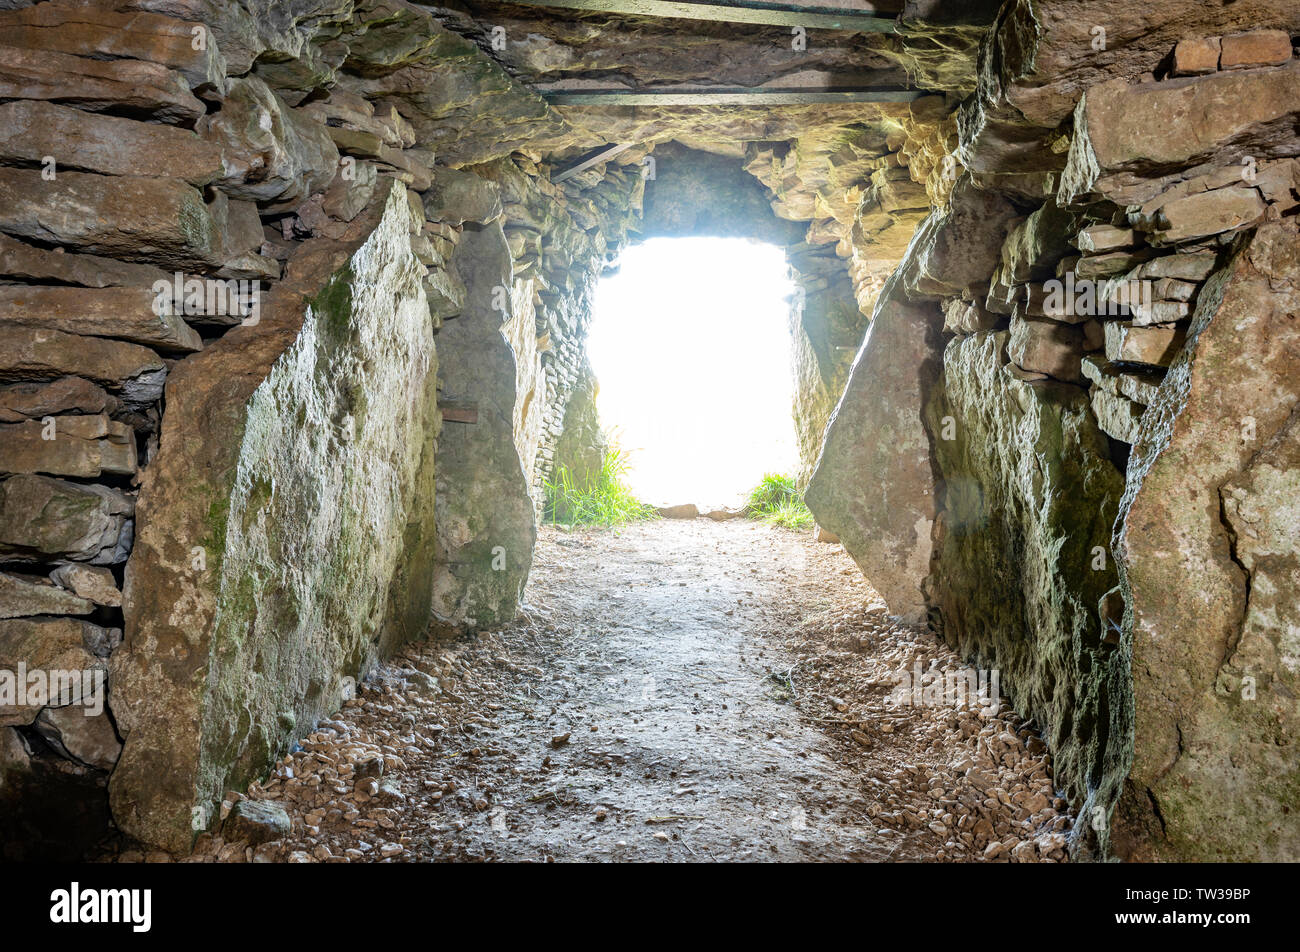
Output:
left=586, top=237, right=800, bottom=509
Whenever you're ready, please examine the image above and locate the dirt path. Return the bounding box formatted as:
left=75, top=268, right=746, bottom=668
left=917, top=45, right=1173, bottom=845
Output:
left=170, top=520, right=1074, bottom=863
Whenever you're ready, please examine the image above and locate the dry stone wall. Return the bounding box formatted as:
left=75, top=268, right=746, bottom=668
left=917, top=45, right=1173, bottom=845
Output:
left=0, top=0, right=511, bottom=855
left=809, top=15, right=1300, bottom=860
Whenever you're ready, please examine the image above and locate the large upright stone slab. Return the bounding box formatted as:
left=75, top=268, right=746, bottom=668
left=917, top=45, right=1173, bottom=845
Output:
left=788, top=254, right=868, bottom=485
left=805, top=272, right=943, bottom=623
left=432, top=219, right=537, bottom=630
left=927, top=330, right=1127, bottom=856
left=1114, top=220, right=1300, bottom=861
left=109, top=182, right=440, bottom=852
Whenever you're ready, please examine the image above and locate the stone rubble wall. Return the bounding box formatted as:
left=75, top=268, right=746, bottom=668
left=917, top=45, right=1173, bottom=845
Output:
left=810, top=18, right=1300, bottom=860
left=0, top=0, right=526, bottom=855
left=465, top=154, right=643, bottom=512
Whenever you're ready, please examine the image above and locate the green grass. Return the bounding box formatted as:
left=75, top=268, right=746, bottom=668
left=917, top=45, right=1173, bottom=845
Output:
left=544, top=444, right=659, bottom=527
left=745, top=473, right=815, bottom=531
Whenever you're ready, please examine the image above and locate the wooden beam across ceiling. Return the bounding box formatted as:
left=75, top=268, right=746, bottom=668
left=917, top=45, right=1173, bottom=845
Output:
left=551, top=142, right=637, bottom=182
left=540, top=87, right=926, bottom=105
left=501, top=0, right=899, bottom=32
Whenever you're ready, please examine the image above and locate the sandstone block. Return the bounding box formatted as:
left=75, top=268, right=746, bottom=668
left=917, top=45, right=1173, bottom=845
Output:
left=0, top=474, right=134, bottom=564
left=1171, top=37, right=1221, bottom=76
left=1090, top=387, right=1145, bottom=443
left=223, top=800, right=291, bottom=845
left=0, top=327, right=166, bottom=407
left=0, top=101, right=222, bottom=185
left=0, top=377, right=117, bottom=423
left=0, top=616, right=108, bottom=727
left=1080, top=354, right=1164, bottom=405
left=0, top=286, right=201, bottom=352
left=198, top=76, right=339, bottom=207
left=1149, top=187, right=1266, bottom=244
left=1008, top=315, right=1086, bottom=382
left=49, top=563, right=122, bottom=609
left=0, top=414, right=137, bottom=479
left=33, top=706, right=122, bottom=771
left=1104, top=321, right=1186, bottom=367
left=0, top=570, right=94, bottom=619
left=423, top=168, right=504, bottom=225
left=0, top=0, right=225, bottom=92
left=1076, top=224, right=1137, bottom=253
left=0, top=168, right=217, bottom=271
left=655, top=504, right=699, bottom=519
left=1060, top=65, right=1300, bottom=207
left=0, top=234, right=171, bottom=290
left=1219, top=29, right=1292, bottom=69
left=0, top=44, right=203, bottom=123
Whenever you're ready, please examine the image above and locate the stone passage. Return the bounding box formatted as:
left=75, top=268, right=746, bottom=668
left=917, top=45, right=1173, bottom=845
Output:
left=1, top=0, right=1298, bottom=863
left=180, top=521, right=1075, bottom=864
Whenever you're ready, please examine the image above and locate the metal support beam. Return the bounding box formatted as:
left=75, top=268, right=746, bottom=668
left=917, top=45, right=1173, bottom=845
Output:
left=502, top=0, right=897, bottom=32
left=552, top=142, right=636, bottom=183
left=541, top=87, right=926, bottom=106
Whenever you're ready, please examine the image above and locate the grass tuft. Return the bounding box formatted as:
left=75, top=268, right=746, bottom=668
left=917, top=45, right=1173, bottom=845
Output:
left=745, top=473, right=814, bottom=530
left=544, top=443, right=659, bottom=528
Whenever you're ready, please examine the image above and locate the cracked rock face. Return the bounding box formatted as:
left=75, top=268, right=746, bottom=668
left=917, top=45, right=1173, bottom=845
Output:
left=109, top=183, right=441, bottom=852
left=805, top=271, right=944, bottom=624
left=1114, top=220, right=1300, bottom=862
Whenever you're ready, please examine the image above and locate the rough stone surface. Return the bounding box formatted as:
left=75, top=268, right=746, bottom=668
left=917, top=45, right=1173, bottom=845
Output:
left=806, top=273, right=943, bottom=624
left=34, top=706, right=122, bottom=771
left=927, top=329, right=1128, bottom=857
left=1104, top=321, right=1186, bottom=367
left=0, top=168, right=270, bottom=275
left=432, top=219, right=536, bottom=630
left=0, top=570, right=95, bottom=619
left=551, top=357, right=606, bottom=491
left=109, top=183, right=440, bottom=852
left=0, top=616, right=108, bottom=727
left=1114, top=220, right=1300, bottom=861
left=0, top=474, right=134, bottom=564
left=1060, top=65, right=1300, bottom=206
left=789, top=252, right=869, bottom=483
left=423, top=167, right=503, bottom=226
left=0, top=327, right=166, bottom=407
left=0, top=43, right=204, bottom=123
left=0, top=413, right=136, bottom=479
left=0, top=286, right=202, bottom=352
left=49, top=563, right=121, bottom=608
left=0, top=100, right=222, bottom=185
left=223, top=798, right=291, bottom=845
left=198, top=76, right=340, bottom=207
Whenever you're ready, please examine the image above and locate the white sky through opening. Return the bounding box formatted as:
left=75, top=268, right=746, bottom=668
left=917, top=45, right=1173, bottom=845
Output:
left=587, top=236, right=799, bottom=509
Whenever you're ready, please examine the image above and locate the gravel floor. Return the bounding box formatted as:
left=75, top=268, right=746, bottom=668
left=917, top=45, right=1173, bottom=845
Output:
left=116, top=519, right=1075, bottom=863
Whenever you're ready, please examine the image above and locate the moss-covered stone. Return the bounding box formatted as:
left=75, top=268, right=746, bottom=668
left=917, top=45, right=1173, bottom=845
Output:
left=431, top=218, right=537, bottom=630
left=926, top=329, right=1128, bottom=858
left=110, top=181, right=440, bottom=851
